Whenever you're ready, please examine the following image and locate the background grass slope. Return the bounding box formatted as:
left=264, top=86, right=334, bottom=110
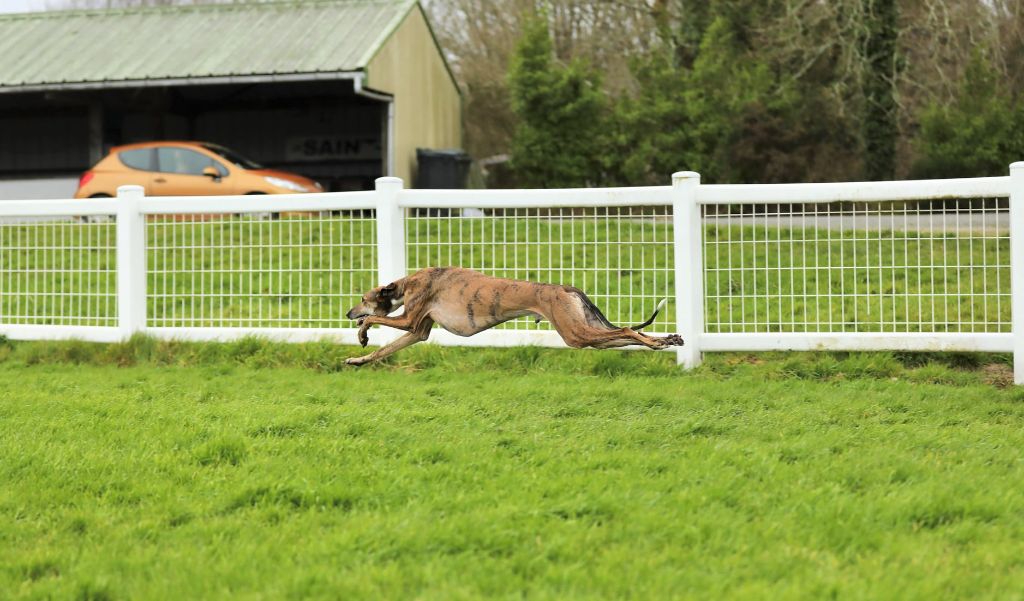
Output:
left=2, top=338, right=1023, bottom=599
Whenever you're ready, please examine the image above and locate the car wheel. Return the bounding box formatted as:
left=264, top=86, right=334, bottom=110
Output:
left=245, top=192, right=279, bottom=220
left=77, top=193, right=113, bottom=223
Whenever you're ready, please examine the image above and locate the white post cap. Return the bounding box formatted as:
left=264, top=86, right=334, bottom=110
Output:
left=116, top=185, right=144, bottom=195
left=672, top=171, right=700, bottom=182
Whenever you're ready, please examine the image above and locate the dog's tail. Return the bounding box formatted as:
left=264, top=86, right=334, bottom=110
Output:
left=631, top=299, right=668, bottom=331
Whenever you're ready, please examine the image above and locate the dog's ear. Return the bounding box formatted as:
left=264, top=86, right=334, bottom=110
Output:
left=379, top=282, right=397, bottom=299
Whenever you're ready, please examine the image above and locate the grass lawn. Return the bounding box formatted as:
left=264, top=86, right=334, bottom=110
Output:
left=2, top=337, right=1024, bottom=599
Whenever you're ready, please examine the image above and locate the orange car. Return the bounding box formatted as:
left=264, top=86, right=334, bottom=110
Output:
left=75, top=141, right=322, bottom=198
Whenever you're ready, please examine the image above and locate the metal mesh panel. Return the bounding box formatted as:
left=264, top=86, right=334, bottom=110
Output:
left=703, top=198, right=1010, bottom=333
left=406, top=207, right=676, bottom=333
left=0, top=217, right=117, bottom=326
left=146, top=212, right=377, bottom=328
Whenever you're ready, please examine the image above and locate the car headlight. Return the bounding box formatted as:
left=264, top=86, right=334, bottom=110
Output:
left=264, top=176, right=310, bottom=193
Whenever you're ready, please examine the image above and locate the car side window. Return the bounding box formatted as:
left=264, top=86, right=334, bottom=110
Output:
left=156, top=147, right=227, bottom=176
left=119, top=149, right=155, bottom=171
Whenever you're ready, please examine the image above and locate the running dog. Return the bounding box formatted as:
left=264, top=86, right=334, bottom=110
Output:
left=344, top=267, right=682, bottom=366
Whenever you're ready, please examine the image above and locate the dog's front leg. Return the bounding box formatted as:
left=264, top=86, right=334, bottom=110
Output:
left=347, top=318, right=433, bottom=366
left=357, top=315, right=413, bottom=347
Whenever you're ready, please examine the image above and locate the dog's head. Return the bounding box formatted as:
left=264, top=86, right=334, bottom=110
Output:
left=346, top=282, right=403, bottom=320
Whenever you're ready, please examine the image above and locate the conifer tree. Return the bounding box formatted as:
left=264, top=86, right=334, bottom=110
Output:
left=507, top=15, right=606, bottom=188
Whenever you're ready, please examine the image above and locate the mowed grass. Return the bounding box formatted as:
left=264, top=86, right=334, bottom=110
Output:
left=2, top=336, right=1024, bottom=599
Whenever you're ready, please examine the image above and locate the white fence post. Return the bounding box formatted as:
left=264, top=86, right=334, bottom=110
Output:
left=375, top=176, right=406, bottom=285
left=1010, top=162, right=1024, bottom=384
left=672, top=171, right=703, bottom=368
left=116, top=185, right=146, bottom=339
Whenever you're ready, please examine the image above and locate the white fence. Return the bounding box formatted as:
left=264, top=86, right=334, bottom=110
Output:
left=1, top=163, right=1023, bottom=381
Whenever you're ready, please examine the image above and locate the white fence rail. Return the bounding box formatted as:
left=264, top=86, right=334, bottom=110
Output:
left=1, top=164, right=1023, bottom=381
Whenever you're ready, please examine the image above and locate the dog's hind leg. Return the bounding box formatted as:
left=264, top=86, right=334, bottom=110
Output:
left=565, top=325, right=680, bottom=350
left=585, top=329, right=683, bottom=350
left=544, top=303, right=682, bottom=350
left=347, top=318, right=434, bottom=366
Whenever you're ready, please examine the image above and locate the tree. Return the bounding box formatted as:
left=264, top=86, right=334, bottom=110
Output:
left=860, top=0, right=898, bottom=180
left=612, top=16, right=795, bottom=185
left=425, top=0, right=660, bottom=161
left=912, top=51, right=1024, bottom=178
left=507, top=15, right=607, bottom=188
left=609, top=53, right=689, bottom=186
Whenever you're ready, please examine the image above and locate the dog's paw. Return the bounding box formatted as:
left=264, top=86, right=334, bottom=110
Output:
left=357, top=327, right=370, bottom=347
left=664, top=334, right=684, bottom=347
left=655, top=333, right=679, bottom=348
left=345, top=357, right=365, bottom=367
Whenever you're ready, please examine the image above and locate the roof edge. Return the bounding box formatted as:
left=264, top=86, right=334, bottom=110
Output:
left=360, top=1, right=462, bottom=98
left=0, top=0, right=411, bottom=21
left=354, top=0, right=418, bottom=68
left=413, top=2, right=463, bottom=97
left=0, top=71, right=365, bottom=94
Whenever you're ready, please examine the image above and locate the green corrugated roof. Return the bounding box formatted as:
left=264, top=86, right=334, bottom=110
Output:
left=0, top=0, right=416, bottom=91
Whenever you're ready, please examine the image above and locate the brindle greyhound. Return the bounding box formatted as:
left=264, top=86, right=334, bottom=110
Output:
left=344, top=267, right=683, bottom=366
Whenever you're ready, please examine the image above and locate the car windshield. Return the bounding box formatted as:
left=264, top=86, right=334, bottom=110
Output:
left=201, top=144, right=262, bottom=170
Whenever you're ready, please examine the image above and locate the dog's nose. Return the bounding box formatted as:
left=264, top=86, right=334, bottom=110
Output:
left=345, top=309, right=355, bottom=320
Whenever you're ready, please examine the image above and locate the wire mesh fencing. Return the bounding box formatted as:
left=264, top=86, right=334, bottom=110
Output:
left=702, top=198, right=1011, bottom=334
left=405, top=206, right=677, bottom=334
left=1, top=175, right=1019, bottom=369
left=0, top=216, right=117, bottom=327
left=145, top=212, right=377, bottom=329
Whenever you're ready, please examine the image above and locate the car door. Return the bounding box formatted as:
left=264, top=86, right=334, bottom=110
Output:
left=116, top=148, right=156, bottom=194
left=150, top=146, right=232, bottom=196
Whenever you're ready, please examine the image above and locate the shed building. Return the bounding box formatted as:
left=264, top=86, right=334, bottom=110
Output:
left=0, top=0, right=462, bottom=198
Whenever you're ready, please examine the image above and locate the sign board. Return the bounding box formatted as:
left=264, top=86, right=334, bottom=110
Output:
left=286, top=136, right=382, bottom=162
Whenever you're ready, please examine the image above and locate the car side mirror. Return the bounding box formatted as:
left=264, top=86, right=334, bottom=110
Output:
left=202, top=166, right=221, bottom=180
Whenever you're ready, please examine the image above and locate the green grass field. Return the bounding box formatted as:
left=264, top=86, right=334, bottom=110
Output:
left=3, top=337, right=1024, bottom=599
